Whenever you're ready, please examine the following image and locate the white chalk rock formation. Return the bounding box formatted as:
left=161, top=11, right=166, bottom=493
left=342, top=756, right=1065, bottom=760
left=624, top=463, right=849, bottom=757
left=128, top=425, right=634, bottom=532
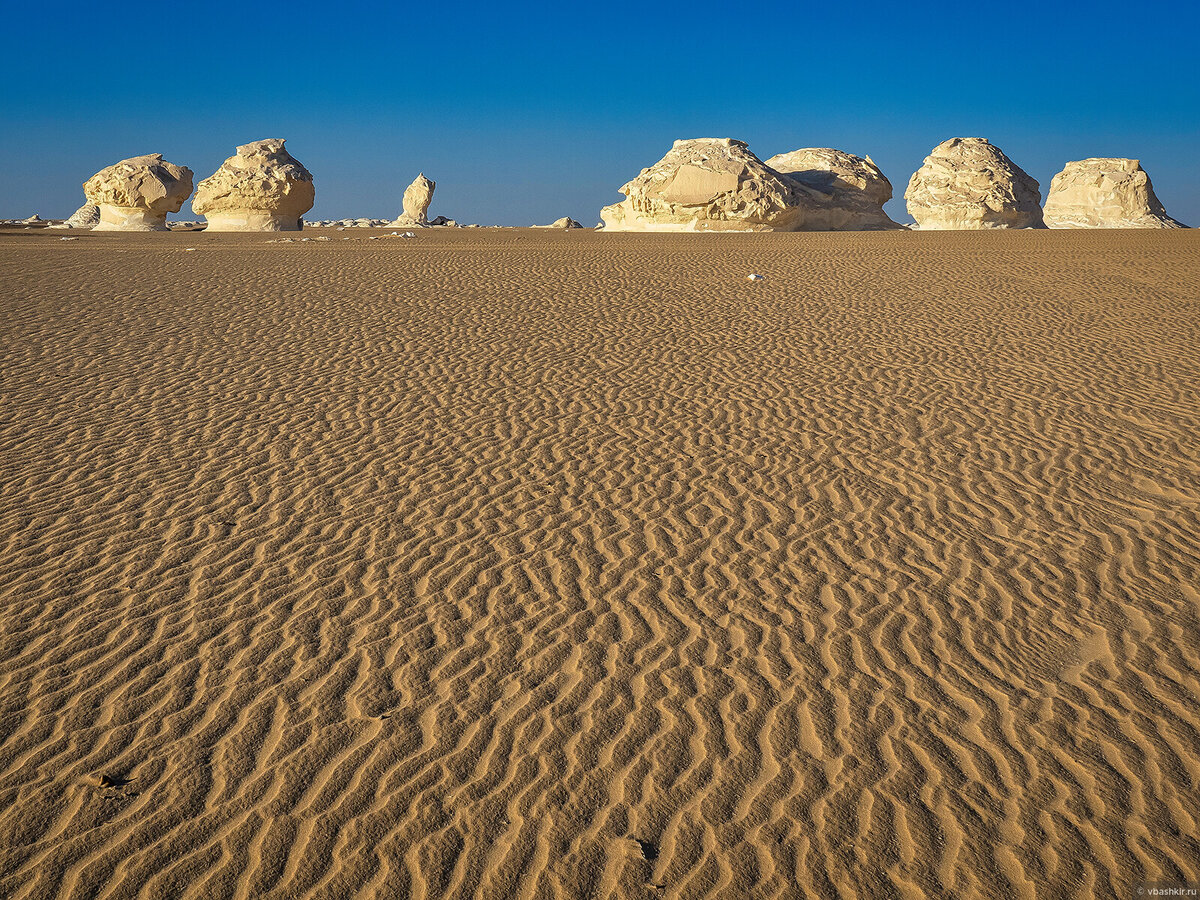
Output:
left=601, top=138, right=814, bottom=232
left=534, top=217, right=583, bottom=229
left=390, top=174, right=435, bottom=226
left=82, top=155, right=193, bottom=231
left=1043, top=158, right=1185, bottom=228
left=194, top=139, right=314, bottom=231
left=764, top=148, right=902, bottom=230
left=62, top=203, right=100, bottom=228
left=905, top=138, right=1043, bottom=229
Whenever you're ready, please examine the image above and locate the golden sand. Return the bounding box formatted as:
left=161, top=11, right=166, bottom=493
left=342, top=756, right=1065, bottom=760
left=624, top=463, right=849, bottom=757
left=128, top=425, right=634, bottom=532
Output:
left=1, top=227, right=1198, bottom=898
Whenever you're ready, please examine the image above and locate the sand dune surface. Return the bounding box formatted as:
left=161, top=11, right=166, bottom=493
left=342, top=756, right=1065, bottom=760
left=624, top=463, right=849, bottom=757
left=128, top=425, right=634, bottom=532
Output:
left=1, top=227, right=1199, bottom=899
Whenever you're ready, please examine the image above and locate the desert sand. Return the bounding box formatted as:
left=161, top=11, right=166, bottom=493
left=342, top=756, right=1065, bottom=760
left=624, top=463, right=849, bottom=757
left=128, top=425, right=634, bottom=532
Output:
left=1, top=227, right=1198, bottom=899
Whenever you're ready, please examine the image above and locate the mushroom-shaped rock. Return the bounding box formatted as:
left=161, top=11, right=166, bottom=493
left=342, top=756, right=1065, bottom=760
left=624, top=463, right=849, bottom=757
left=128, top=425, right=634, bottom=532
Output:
left=390, top=174, right=435, bottom=227
left=764, top=148, right=902, bottom=231
left=905, top=138, right=1043, bottom=229
left=1043, top=158, right=1185, bottom=228
left=194, top=139, right=314, bottom=231
left=533, top=217, right=584, bottom=229
left=600, top=138, right=811, bottom=232
left=83, top=155, right=193, bottom=231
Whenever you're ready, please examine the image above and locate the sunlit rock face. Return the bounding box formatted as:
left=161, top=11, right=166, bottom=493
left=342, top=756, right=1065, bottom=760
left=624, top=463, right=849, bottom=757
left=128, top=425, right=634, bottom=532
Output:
left=83, top=155, right=194, bottom=232
left=600, top=138, right=813, bottom=232
left=390, top=174, right=436, bottom=227
left=765, top=147, right=902, bottom=231
left=1043, top=158, right=1186, bottom=228
left=194, top=139, right=315, bottom=232
left=905, top=138, right=1043, bottom=230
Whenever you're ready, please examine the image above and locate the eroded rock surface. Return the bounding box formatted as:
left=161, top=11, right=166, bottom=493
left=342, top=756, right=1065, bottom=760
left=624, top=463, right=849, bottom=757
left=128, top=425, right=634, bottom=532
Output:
left=64, top=204, right=101, bottom=228
left=600, top=138, right=811, bottom=232
left=194, top=139, right=314, bottom=231
left=765, top=148, right=901, bottom=230
left=905, top=138, right=1043, bottom=229
left=83, top=155, right=194, bottom=231
left=1044, top=158, right=1185, bottom=228
left=390, top=174, right=435, bottom=227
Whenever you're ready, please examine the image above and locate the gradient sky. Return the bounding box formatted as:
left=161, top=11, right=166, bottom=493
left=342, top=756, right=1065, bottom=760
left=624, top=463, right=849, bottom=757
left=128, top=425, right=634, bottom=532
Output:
left=2, top=0, right=1197, bottom=226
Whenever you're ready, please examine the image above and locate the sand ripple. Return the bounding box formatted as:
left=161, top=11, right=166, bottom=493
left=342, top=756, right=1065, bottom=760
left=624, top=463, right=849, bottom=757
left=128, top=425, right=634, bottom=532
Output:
left=1, top=229, right=1199, bottom=898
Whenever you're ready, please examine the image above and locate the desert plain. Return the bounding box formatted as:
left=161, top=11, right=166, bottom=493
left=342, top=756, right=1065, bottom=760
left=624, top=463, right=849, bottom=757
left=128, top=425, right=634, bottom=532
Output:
left=1, top=226, right=1198, bottom=899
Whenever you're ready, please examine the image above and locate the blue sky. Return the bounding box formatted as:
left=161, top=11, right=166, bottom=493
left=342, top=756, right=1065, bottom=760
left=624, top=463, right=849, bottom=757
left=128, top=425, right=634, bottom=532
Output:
left=2, top=0, right=1197, bottom=225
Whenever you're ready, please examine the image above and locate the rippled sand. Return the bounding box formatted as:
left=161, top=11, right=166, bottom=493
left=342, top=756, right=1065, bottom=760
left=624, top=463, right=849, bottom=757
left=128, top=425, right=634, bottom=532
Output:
left=2, top=227, right=1198, bottom=899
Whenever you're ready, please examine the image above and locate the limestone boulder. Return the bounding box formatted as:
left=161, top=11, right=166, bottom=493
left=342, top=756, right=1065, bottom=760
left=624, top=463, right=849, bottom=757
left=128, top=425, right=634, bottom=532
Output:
left=534, top=217, right=583, bottom=229
left=194, top=139, right=314, bottom=231
left=65, top=203, right=101, bottom=228
left=905, top=138, right=1043, bottom=229
left=83, top=155, right=194, bottom=231
left=1043, top=158, right=1185, bottom=228
left=390, top=174, right=435, bottom=226
left=764, top=148, right=902, bottom=230
left=50, top=203, right=100, bottom=229
left=600, top=138, right=812, bottom=232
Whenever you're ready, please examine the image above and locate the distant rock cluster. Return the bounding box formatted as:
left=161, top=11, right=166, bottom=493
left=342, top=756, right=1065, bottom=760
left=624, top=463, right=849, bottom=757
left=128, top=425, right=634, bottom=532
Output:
left=600, top=137, right=1187, bottom=231
left=533, top=217, right=584, bottom=229
left=23, top=135, right=1186, bottom=233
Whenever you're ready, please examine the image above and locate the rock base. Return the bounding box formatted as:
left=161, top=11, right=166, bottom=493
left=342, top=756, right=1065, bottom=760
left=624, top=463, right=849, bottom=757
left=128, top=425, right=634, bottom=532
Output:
left=92, top=206, right=170, bottom=232
left=202, top=212, right=304, bottom=232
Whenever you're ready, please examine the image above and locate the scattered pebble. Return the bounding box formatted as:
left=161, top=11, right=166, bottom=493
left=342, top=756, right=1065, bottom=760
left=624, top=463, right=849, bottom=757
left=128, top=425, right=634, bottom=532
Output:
left=632, top=837, right=659, bottom=861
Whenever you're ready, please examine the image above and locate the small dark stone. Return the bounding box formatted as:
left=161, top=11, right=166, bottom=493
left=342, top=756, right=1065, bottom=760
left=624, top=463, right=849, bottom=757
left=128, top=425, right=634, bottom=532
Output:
left=632, top=837, right=658, bottom=862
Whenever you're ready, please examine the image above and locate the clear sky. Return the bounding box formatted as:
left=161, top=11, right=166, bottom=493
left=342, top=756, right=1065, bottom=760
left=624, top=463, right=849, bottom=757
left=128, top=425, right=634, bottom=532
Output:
left=2, top=0, right=1197, bottom=226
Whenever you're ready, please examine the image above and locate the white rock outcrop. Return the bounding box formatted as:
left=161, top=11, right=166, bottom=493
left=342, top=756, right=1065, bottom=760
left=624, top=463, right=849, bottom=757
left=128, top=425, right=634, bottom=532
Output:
left=82, top=155, right=194, bottom=231
left=905, top=138, right=1043, bottom=229
left=62, top=203, right=100, bottom=228
left=193, top=139, right=314, bottom=231
left=764, top=148, right=902, bottom=230
left=390, top=174, right=435, bottom=227
left=600, top=138, right=813, bottom=232
left=1043, top=158, right=1185, bottom=228
left=534, top=217, right=583, bottom=229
